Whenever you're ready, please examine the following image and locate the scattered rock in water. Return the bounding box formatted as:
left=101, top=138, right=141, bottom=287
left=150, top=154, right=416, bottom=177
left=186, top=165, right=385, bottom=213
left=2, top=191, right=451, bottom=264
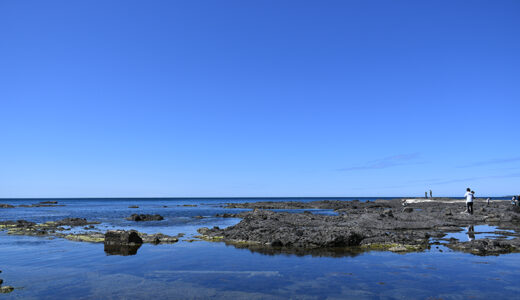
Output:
left=140, top=233, right=179, bottom=244
left=17, top=202, right=65, bottom=207
left=105, top=230, right=143, bottom=245
left=128, top=205, right=139, bottom=208
left=39, top=201, right=58, bottom=204
left=56, top=218, right=98, bottom=227
left=0, top=275, right=14, bottom=294
left=215, top=213, right=236, bottom=218
left=0, top=286, right=14, bottom=293
left=402, top=207, right=414, bottom=213
left=0, top=218, right=179, bottom=246
left=181, top=204, right=197, bottom=207
left=126, top=214, right=164, bottom=221
left=64, top=233, right=105, bottom=243
left=0, top=204, right=15, bottom=208
left=193, top=215, right=204, bottom=219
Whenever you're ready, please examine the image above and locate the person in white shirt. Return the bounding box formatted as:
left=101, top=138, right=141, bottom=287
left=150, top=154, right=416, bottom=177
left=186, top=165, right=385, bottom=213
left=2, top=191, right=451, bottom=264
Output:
left=464, top=188, right=474, bottom=214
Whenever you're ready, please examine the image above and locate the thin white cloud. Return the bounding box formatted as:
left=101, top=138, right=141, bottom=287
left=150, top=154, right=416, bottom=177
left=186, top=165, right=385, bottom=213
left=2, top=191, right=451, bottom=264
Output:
left=337, top=153, right=421, bottom=171
left=458, top=156, right=520, bottom=168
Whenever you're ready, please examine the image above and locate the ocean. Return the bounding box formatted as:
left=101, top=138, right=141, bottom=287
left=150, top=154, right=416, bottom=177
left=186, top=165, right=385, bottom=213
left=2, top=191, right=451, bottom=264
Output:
left=0, top=197, right=518, bottom=299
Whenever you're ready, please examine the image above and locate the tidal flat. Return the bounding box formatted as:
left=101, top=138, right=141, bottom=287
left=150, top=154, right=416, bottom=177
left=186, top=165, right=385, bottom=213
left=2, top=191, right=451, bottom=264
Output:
left=1, top=197, right=519, bottom=299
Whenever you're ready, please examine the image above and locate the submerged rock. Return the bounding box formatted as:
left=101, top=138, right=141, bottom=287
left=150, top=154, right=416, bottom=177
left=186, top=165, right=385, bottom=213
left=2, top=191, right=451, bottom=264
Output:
left=126, top=214, right=164, bottom=221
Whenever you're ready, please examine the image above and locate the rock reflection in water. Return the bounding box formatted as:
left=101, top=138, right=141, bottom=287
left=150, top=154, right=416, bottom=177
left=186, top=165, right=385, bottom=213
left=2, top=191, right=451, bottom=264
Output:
left=225, top=242, right=364, bottom=258
left=104, top=243, right=141, bottom=256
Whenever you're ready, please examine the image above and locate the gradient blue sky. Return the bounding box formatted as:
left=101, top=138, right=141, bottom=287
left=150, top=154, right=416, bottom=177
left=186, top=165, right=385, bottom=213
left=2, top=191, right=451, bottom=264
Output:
left=1, top=1, right=519, bottom=198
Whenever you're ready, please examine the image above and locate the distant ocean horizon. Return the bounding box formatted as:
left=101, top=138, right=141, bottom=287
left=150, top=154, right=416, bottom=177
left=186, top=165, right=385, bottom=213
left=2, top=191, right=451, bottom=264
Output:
left=0, top=196, right=513, bottom=200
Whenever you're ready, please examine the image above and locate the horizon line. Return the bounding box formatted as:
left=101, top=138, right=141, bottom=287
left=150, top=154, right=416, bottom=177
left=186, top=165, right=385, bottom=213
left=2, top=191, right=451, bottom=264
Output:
left=0, top=195, right=514, bottom=200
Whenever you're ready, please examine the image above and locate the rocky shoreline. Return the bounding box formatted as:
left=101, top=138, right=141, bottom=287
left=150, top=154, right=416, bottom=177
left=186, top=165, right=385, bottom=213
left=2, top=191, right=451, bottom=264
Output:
left=199, top=199, right=520, bottom=256
left=1, top=199, right=519, bottom=256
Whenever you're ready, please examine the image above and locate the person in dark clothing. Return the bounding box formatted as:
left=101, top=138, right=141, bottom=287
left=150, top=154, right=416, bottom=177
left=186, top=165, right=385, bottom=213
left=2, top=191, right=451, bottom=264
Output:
left=464, top=188, right=474, bottom=214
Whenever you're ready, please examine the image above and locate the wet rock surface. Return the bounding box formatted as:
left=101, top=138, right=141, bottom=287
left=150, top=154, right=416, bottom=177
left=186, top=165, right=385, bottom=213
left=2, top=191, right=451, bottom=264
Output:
left=126, top=214, right=164, bottom=221
left=199, top=199, right=520, bottom=255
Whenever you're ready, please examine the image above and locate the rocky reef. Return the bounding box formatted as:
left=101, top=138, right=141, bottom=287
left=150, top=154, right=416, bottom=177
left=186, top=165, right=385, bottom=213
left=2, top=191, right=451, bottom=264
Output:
left=0, top=201, right=64, bottom=208
left=199, top=199, right=520, bottom=256
left=0, top=218, right=181, bottom=247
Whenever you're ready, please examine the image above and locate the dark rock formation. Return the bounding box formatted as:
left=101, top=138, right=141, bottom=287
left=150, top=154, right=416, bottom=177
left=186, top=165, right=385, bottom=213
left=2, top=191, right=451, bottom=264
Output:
left=198, top=199, right=520, bottom=255
left=56, top=218, right=97, bottom=226
left=129, top=205, right=139, bottom=208
left=0, top=204, right=15, bottom=208
left=18, top=203, right=65, bottom=207
left=104, top=230, right=143, bottom=245
left=126, top=214, right=164, bottom=221
left=40, top=201, right=58, bottom=204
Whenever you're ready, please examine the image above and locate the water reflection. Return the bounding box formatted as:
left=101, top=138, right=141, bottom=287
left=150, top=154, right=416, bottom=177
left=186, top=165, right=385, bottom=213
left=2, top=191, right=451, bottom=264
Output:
left=467, top=225, right=475, bottom=241
left=104, top=243, right=141, bottom=256
left=225, top=242, right=365, bottom=258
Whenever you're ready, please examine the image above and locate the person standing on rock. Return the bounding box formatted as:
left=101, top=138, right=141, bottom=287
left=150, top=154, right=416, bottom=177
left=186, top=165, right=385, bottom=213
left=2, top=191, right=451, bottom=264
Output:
left=429, top=190, right=433, bottom=198
left=425, top=191, right=428, bottom=199
left=464, top=188, right=474, bottom=214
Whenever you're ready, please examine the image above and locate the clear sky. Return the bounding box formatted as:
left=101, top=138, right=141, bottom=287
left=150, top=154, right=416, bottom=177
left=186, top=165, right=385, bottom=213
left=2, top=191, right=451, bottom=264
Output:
left=1, top=0, right=519, bottom=198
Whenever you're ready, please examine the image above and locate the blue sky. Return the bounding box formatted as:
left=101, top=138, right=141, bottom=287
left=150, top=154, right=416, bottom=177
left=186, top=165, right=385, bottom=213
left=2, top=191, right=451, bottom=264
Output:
left=1, top=1, right=519, bottom=198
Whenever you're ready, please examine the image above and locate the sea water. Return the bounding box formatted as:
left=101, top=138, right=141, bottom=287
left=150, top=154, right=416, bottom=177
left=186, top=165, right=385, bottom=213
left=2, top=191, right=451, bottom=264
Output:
left=0, top=197, right=519, bottom=299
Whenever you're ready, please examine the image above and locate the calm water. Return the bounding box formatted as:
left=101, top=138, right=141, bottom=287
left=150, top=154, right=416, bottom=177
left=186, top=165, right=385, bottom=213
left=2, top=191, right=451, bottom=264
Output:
left=0, top=197, right=519, bottom=299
